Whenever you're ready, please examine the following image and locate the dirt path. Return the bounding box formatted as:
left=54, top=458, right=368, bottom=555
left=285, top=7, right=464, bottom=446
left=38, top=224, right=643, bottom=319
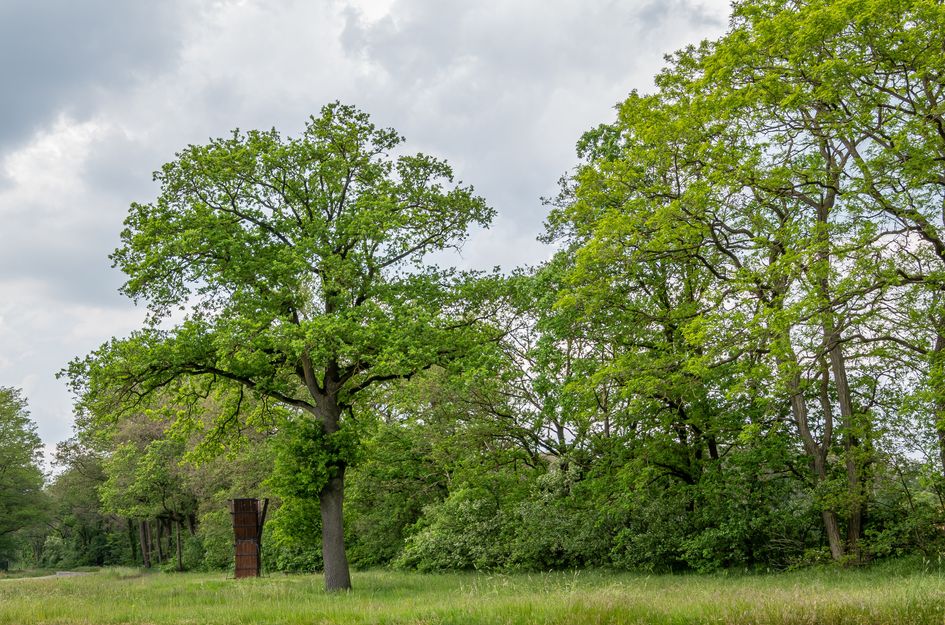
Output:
left=1, top=571, right=91, bottom=581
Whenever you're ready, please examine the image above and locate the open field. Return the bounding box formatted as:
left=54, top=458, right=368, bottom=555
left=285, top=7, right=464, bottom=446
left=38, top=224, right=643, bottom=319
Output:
left=3, top=564, right=945, bottom=625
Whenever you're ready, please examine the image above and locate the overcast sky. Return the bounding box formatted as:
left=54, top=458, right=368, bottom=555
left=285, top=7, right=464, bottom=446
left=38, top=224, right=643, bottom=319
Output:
left=0, top=0, right=731, bottom=459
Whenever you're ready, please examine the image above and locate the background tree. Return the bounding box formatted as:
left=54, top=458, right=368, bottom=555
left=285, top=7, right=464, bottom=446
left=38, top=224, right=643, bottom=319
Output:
left=39, top=440, right=134, bottom=569
left=0, top=388, right=46, bottom=568
left=98, top=422, right=197, bottom=572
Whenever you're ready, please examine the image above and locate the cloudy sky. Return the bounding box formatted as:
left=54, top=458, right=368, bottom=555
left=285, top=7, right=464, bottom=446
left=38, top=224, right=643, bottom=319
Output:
left=0, top=0, right=731, bottom=459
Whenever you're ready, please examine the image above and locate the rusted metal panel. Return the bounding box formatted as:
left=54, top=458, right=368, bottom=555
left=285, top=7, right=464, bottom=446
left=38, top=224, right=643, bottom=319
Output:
left=229, top=498, right=268, bottom=578
left=234, top=540, right=259, bottom=578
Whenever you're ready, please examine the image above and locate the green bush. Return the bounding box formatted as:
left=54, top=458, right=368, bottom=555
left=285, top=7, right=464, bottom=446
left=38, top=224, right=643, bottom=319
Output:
left=196, top=510, right=233, bottom=571
left=263, top=499, right=323, bottom=573
left=397, top=487, right=516, bottom=571
left=508, top=468, right=610, bottom=570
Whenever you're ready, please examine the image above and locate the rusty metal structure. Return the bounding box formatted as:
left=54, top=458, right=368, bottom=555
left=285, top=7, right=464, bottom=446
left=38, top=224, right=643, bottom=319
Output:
left=229, top=498, right=268, bottom=578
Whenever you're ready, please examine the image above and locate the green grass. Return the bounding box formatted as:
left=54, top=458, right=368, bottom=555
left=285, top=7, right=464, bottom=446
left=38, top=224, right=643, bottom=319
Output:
left=2, top=564, right=945, bottom=624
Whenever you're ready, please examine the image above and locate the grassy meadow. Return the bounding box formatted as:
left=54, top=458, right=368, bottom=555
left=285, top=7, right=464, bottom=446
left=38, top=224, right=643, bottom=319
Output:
left=2, top=563, right=945, bottom=625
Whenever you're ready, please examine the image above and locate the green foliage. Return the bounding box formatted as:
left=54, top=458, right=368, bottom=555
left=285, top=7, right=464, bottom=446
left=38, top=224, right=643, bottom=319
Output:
left=345, top=421, right=447, bottom=567
left=264, top=499, right=323, bottom=573
left=397, top=486, right=517, bottom=572
left=65, top=102, right=499, bottom=444
left=536, top=0, right=945, bottom=569
left=194, top=510, right=232, bottom=571
left=507, top=467, right=611, bottom=570
left=268, top=417, right=362, bottom=501
left=0, top=388, right=46, bottom=565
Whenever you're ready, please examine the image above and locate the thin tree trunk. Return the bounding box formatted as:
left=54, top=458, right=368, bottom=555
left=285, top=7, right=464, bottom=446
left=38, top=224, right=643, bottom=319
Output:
left=127, top=518, right=138, bottom=564
left=146, top=520, right=154, bottom=565
left=155, top=520, right=165, bottom=563
left=176, top=520, right=183, bottom=572
left=785, top=359, right=844, bottom=560
left=808, top=163, right=862, bottom=561
left=821, top=509, right=844, bottom=559
left=812, top=446, right=845, bottom=560
left=813, top=178, right=866, bottom=561
left=822, top=326, right=864, bottom=560
left=138, top=520, right=151, bottom=568
left=933, top=332, right=945, bottom=474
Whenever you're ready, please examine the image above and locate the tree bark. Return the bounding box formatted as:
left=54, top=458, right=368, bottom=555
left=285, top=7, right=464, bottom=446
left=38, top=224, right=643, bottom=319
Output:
left=813, top=174, right=866, bottom=561
left=821, top=509, right=844, bottom=560
left=127, top=518, right=138, bottom=564
left=827, top=337, right=864, bottom=560
left=138, top=520, right=151, bottom=568
left=155, top=519, right=165, bottom=563
left=807, top=158, right=863, bottom=561
left=812, top=443, right=845, bottom=561
left=176, top=520, right=183, bottom=572
left=303, top=356, right=353, bottom=591
left=320, top=471, right=351, bottom=592
left=933, top=332, right=945, bottom=475
left=785, top=360, right=844, bottom=560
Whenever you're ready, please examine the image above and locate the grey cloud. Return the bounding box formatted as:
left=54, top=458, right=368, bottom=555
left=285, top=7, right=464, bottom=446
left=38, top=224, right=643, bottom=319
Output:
left=342, top=0, right=723, bottom=87
left=0, top=0, right=188, bottom=151
left=81, top=130, right=164, bottom=201
left=0, top=0, right=732, bottom=447
left=0, top=129, right=157, bottom=305
left=338, top=0, right=729, bottom=249
left=636, top=0, right=727, bottom=29
left=0, top=201, right=127, bottom=304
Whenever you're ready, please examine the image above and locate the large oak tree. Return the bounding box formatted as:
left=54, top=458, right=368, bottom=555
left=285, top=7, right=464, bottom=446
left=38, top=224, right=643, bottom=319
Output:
left=65, top=103, right=496, bottom=590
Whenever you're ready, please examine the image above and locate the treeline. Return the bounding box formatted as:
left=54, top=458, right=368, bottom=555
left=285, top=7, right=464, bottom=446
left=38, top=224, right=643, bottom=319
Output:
left=5, top=0, right=945, bottom=578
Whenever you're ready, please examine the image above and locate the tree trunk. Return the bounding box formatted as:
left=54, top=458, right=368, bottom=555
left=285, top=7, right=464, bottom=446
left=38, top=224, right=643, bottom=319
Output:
left=784, top=356, right=844, bottom=561
left=32, top=537, right=43, bottom=564
left=320, top=470, right=351, bottom=592
left=812, top=450, right=845, bottom=560
left=306, top=374, right=353, bottom=592
left=810, top=173, right=861, bottom=561
left=127, top=518, right=138, bottom=564
left=933, top=332, right=945, bottom=475
left=155, top=520, right=165, bottom=563
left=138, top=520, right=151, bottom=568
left=822, top=509, right=844, bottom=560
left=826, top=330, right=864, bottom=561
left=176, top=520, right=183, bottom=572
left=146, top=520, right=154, bottom=565
left=302, top=357, right=353, bottom=592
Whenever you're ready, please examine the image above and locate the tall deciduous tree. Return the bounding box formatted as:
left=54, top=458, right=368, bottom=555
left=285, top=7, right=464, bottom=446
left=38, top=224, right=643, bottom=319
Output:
left=685, top=0, right=945, bottom=558
left=0, top=387, right=46, bottom=566
left=65, top=103, right=495, bottom=590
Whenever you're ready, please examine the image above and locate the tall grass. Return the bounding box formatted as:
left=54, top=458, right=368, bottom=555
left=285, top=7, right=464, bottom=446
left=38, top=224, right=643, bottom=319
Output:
left=2, top=563, right=944, bottom=624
